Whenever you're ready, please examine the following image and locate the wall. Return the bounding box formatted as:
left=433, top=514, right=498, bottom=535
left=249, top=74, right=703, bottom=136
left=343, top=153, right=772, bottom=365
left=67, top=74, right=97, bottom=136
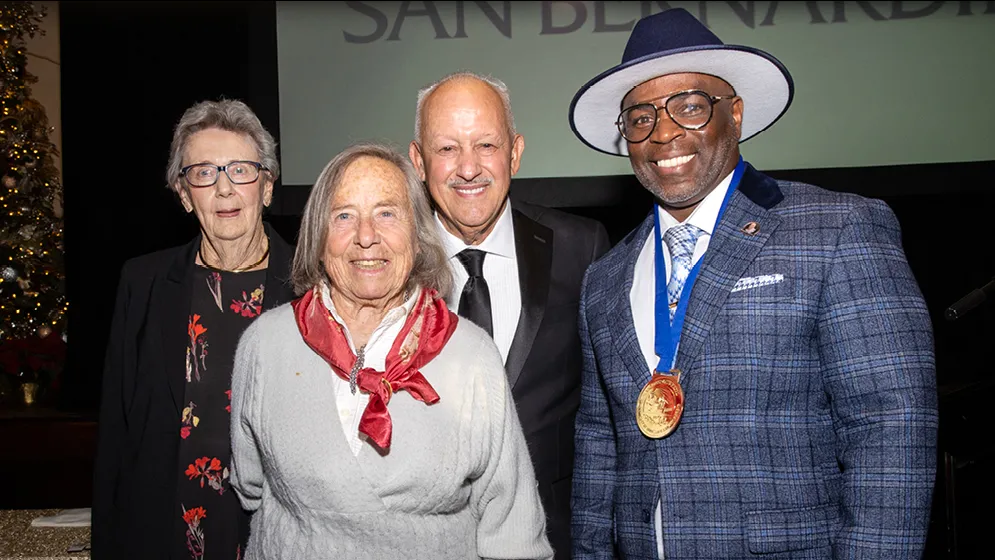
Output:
left=23, top=1, right=61, bottom=178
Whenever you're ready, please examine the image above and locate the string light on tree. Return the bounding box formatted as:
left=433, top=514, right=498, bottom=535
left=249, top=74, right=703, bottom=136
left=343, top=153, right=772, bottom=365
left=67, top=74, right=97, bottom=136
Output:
left=0, top=2, right=67, bottom=341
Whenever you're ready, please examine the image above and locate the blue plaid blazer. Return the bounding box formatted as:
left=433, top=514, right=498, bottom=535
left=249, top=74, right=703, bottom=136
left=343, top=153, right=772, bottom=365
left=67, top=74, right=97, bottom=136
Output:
left=572, top=164, right=937, bottom=559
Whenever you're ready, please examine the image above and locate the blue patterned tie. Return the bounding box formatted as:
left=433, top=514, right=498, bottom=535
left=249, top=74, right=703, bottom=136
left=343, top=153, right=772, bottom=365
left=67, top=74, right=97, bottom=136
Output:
left=663, top=223, right=703, bottom=322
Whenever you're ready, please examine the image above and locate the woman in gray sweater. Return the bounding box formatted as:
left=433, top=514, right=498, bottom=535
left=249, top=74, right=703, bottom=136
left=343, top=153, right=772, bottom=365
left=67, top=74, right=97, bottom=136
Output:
left=229, top=142, right=554, bottom=560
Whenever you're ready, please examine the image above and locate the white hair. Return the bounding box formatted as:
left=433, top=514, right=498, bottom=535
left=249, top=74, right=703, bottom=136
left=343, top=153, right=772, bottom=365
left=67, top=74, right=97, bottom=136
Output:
left=165, top=98, right=279, bottom=192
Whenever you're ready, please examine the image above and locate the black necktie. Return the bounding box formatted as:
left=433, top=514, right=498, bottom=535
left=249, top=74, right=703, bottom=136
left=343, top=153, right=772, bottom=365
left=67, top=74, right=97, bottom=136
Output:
left=456, top=249, right=493, bottom=337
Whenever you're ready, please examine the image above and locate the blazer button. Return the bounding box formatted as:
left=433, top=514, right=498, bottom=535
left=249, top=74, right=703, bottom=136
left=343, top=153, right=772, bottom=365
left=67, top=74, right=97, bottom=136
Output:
left=642, top=509, right=651, bottom=523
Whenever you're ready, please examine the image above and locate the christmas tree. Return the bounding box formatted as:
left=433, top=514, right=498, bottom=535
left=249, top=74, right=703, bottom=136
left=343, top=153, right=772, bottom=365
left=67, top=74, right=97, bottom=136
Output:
left=0, top=1, right=67, bottom=343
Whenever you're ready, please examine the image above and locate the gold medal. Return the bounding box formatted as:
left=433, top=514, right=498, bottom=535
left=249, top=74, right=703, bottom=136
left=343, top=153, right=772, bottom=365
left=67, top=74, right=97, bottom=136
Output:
left=635, top=369, right=685, bottom=438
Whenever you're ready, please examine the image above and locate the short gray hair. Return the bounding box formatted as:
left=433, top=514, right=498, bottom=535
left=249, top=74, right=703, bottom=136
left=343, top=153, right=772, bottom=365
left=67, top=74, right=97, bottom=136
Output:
left=414, top=71, right=516, bottom=142
left=165, top=99, right=280, bottom=192
left=291, top=142, right=452, bottom=297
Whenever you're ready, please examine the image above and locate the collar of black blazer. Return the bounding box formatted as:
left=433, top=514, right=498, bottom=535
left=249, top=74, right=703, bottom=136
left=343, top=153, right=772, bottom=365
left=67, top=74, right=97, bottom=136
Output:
left=165, top=221, right=295, bottom=310
left=737, top=162, right=784, bottom=210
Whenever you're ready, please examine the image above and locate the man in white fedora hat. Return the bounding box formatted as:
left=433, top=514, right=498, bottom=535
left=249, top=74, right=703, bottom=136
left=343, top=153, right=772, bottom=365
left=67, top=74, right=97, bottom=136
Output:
left=569, top=8, right=936, bottom=559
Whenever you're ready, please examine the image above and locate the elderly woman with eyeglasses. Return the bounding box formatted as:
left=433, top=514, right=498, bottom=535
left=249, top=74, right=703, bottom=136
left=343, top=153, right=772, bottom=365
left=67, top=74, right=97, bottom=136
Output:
left=92, top=99, right=296, bottom=560
left=228, top=142, right=553, bottom=560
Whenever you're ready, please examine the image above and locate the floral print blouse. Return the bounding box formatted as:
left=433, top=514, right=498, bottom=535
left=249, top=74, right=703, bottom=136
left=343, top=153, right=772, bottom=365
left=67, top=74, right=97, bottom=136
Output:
left=175, top=266, right=266, bottom=559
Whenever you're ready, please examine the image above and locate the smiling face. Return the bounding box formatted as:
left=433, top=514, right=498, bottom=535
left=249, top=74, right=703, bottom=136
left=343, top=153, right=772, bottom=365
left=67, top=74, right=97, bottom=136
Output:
left=323, top=156, right=417, bottom=312
left=409, top=77, right=524, bottom=245
left=623, top=72, right=743, bottom=220
left=176, top=128, right=272, bottom=243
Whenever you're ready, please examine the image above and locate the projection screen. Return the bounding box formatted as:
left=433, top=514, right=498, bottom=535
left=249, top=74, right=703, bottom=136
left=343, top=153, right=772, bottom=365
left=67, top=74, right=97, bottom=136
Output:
left=276, top=1, right=995, bottom=184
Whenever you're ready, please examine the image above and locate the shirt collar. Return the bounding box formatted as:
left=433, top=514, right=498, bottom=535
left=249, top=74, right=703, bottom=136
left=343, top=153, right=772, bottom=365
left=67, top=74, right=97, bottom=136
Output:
left=318, top=282, right=420, bottom=350
left=436, top=198, right=515, bottom=260
left=658, top=168, right=736, bottom=235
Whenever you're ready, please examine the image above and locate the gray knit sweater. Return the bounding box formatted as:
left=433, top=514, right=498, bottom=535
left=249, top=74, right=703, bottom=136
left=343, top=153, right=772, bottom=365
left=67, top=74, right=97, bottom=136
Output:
left=230, top=302, right=554, bottom=560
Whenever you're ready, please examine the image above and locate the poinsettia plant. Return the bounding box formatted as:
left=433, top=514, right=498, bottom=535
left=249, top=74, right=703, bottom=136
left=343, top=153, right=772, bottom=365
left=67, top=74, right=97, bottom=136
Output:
left=0, top=328, right=66, bottom=403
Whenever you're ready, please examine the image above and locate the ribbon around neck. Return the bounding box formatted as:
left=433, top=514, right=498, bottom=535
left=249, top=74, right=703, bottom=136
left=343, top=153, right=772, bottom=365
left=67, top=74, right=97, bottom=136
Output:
left=293, top=285, right=458, bottom=450
left=652, top=157, right=746, bottom=374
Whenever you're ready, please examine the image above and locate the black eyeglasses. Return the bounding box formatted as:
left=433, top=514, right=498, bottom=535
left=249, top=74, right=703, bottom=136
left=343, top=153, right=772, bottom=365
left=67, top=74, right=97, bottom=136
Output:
left=616, top=90, right=736, bottom=144
left=179, top=161, right=268, bottom=188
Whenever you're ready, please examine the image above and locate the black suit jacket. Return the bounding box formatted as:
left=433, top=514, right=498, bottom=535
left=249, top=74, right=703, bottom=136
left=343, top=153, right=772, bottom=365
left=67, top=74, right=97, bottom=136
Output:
left=505, top=200, right=611, bottom=560
left=91, top=223, right=296, bottom=560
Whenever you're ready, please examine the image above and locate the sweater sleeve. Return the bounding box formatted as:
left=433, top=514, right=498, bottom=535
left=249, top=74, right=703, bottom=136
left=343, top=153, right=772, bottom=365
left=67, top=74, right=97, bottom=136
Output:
left=229, top=320, right=266, bottom=512
left=470, top=334, right=555, bottom=560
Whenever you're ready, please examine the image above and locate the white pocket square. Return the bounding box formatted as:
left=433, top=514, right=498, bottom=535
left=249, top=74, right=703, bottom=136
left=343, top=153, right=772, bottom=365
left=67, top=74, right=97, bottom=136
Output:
left=731, top=273, right=785, bottom=293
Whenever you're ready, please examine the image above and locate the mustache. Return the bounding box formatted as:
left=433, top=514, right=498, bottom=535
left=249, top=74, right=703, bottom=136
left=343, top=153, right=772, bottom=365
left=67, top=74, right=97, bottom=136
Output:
left=447, top=178, right=492, bottom=188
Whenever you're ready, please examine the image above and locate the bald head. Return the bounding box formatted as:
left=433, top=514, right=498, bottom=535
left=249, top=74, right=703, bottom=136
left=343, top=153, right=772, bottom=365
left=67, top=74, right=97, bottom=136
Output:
left=414, top=72, right=516, bottom=144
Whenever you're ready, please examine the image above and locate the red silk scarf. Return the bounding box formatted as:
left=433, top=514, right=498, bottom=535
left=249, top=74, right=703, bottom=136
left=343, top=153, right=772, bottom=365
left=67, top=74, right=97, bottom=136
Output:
left=292, top=286, right=458, bottom=450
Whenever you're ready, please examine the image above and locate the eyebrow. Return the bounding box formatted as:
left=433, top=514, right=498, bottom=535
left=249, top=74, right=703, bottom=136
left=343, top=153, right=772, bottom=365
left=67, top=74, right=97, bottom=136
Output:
left=330, top=198, right=404, bottom=211
left=428, top=132, right=503, bottom=143
left=184, top=158, right=257, bottom=166
left=625, top=85, right=737, bottom=107
left=627, top=89, right=694, bottom=107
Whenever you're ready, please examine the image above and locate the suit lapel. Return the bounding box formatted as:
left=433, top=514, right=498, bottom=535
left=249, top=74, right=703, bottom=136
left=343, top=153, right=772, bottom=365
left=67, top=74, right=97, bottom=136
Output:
left=261, top=223, right=296, bottom=310
left=161, top=238, right=198, bottom=415
left=675, top=166, right=783, bottom=372
left=505, top=209, right=552, bottom=389
left=610, top=213, right=657, bottom=388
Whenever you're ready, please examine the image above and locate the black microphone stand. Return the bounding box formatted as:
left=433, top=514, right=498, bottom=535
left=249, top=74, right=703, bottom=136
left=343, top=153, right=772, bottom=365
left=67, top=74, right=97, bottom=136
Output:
left=945, top=276, right=995, bottom=321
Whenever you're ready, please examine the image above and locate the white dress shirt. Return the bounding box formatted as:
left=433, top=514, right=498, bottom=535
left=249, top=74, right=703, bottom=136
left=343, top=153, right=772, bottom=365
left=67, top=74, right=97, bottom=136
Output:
left=436, top=200, right=522, bottom=365
left=628, top=170, right=735, bottom=559
left=319, top=283, right=418, bottom=457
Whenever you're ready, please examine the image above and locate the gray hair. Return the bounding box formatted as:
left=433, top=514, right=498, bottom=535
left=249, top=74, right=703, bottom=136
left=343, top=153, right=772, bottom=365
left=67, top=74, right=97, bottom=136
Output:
left=414, top=71, right=516, bottom=142
left=165, top=99, right=280, bottom=192
left=291, top=142, right=452, bottom=297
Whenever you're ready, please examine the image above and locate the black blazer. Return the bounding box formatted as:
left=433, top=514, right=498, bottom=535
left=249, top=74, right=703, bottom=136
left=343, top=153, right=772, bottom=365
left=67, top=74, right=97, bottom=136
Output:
left=91, top=223, right=296, bottom=560
left=506, top=200, right=610, bottom=560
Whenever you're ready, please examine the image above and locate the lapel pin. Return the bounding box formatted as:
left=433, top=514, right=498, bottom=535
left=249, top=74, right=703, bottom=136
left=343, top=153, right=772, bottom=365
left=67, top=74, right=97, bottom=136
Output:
left=741, top=221, right=760, bottom=236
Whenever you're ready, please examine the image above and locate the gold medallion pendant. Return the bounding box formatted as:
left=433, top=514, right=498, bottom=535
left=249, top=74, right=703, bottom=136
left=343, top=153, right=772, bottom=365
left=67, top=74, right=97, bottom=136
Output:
left=635, top=370, right=685, bottom=438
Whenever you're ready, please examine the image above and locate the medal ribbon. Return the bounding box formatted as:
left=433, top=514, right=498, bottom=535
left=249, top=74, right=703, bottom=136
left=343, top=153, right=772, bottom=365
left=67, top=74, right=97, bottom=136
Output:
left=653, top=157, right=746, bottom=374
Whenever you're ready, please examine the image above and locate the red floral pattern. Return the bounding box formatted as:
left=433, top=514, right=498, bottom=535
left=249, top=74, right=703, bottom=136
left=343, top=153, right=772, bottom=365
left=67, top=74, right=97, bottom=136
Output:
left=186, top=314, right=209, bottom=382
left=178, top=268, right=263, bottom=558
left=185, top=456, right=230, bottom=495
left=230, top=285, right=264, bottom=318
left=182, top=505, right=207, bottom=558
